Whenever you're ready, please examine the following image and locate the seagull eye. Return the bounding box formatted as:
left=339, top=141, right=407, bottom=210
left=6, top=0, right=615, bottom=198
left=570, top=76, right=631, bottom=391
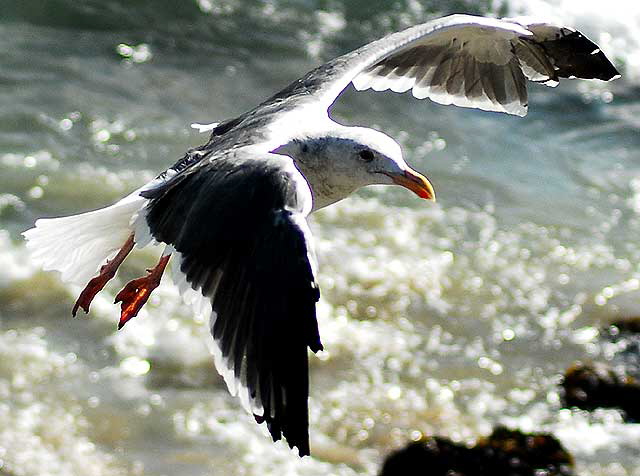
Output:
left=358, top=149, right=375, bottom=162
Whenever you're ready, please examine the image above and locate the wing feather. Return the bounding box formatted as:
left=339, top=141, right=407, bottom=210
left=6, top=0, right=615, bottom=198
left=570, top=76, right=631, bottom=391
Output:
left=464, top=55, right=483, bottom=99
left=264, top=14, right=617, bottom=118
left=349, top=18, right=618, bottom=115
left=174, top=15, right=620, bottom=175
left=140, top=152, right=321, bottom=456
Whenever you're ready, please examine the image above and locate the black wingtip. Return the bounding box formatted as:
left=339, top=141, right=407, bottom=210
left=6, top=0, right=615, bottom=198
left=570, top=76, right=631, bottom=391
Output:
left=296, top=444, right=311, bottom=457
left=254, top=413, right=311, bottom=457
left=541, top=30, right=621, bottom=82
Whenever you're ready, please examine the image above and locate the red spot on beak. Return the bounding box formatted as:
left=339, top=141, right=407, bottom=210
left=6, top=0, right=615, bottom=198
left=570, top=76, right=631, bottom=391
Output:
left=389, top=168, right=435, bottom=201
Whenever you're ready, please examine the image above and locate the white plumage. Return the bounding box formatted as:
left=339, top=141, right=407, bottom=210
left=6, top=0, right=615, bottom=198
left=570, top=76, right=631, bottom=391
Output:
left=23, top=191, right=147, bottom=285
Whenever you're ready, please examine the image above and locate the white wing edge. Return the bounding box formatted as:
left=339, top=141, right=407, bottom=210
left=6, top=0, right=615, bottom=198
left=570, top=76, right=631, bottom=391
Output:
left=170, top=249, right=265, bottom=417
left=191, top=122, right=220, bottom=133
left=348, top=16, right=534, bottom=116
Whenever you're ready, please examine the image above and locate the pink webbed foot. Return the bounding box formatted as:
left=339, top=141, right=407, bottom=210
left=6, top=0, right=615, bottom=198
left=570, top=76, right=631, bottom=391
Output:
left=114, top=254, right=170, bottom=329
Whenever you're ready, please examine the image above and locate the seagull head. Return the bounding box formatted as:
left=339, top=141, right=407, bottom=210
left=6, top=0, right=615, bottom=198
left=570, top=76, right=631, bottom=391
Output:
left=347, top=126, right=435, bottom=202
left=276, top=126, right=435, bottom=210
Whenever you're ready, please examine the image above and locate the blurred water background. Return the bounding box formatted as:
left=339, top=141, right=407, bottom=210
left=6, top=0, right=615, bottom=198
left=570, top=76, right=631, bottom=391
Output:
left=1, top=0, right=640, bottom=475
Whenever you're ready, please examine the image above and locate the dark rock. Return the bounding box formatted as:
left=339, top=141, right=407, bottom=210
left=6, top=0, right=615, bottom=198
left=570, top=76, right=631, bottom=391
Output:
left=561, top=361, right=640, bottom=422
left=379, top=426, right=575, bottom=476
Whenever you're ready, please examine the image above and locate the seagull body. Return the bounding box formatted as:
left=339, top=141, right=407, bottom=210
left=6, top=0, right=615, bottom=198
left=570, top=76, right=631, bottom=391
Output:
left=23, top=14, right=618, bottom=456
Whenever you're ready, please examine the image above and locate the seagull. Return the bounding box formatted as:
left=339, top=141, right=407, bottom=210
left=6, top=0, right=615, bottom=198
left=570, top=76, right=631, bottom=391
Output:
left=23, top=14, right=618, bottom=456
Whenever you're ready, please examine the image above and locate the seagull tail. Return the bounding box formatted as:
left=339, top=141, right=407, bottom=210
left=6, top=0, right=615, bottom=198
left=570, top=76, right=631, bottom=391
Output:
left=22, top=191, right=148, bottom=286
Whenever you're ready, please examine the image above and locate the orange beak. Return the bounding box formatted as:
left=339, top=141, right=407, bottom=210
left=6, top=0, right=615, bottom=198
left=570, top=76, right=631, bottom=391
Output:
left=388, top=168, right=435, bottom=201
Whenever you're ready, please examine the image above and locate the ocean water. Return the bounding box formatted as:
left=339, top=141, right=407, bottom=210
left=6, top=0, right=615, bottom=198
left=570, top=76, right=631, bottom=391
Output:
left=1, top=1, right=639, bottom=475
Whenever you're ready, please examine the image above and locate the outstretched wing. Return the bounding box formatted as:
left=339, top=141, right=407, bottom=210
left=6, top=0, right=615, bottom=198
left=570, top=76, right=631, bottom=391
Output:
left=264, top=14, right=619, bottom=117
left=139, top=151, right=322, bottom=456
left=157, top=15, right=619, bottom=186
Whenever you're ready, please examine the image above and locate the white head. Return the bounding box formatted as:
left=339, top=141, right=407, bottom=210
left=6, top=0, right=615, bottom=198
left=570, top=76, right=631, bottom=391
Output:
left=274, top=126, right=435, bottom=210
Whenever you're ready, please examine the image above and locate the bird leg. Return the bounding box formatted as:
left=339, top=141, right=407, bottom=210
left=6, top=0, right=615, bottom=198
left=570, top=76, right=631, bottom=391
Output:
left=72, top=234, right=135, bottom=317
left=114, top=254, right=170, bottom=329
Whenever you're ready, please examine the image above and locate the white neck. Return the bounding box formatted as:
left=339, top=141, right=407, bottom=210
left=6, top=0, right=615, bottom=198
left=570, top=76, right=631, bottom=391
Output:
left=275, top=133, right=369, bottom=211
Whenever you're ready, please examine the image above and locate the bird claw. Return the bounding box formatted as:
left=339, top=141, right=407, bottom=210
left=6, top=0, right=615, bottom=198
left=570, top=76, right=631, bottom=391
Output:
left=72, top=234, right=135, bottom=317
left=114, top=255, right=170, bottom=329
left=73, top=272, right=115, bottom=316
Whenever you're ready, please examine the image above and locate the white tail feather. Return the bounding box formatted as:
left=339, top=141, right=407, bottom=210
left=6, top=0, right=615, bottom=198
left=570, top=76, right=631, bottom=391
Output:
left=22, top=190, right=148, bottom=285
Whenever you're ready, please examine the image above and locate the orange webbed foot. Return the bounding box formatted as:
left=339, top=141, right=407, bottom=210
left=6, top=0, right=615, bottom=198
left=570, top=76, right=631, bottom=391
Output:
left=72, top=234, right=135, bottom=317
left=114, top=254, right=170, bottom=329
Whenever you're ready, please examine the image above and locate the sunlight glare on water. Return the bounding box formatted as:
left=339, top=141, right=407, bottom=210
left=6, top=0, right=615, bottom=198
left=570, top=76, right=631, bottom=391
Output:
left=1, top=1, right=639, bottom=475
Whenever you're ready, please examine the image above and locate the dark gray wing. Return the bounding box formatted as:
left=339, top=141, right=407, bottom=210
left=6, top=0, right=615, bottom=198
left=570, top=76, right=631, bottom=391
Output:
left=262, top=14, right=619, bottom=117
left=140, top=152, right=322, bottom=456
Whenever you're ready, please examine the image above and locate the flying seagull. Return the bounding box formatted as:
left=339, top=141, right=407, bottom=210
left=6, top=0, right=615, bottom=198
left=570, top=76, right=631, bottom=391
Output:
left=23, top=14, right=618, bottom=456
